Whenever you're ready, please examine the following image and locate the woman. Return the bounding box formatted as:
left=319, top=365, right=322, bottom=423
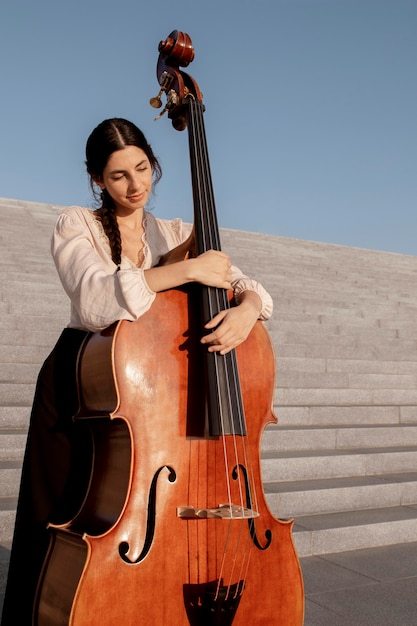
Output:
left=1, top=118, right=273, bottom=624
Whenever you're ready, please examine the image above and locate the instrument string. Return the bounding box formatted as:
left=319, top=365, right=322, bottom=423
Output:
left=188, top=99, right=259, bottom=595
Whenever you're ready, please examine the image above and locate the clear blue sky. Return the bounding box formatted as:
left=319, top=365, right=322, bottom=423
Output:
left=1, top=0, right=416, bottom=255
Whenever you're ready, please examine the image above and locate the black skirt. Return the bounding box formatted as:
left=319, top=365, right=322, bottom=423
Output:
left=1, top=328, right=89, bottom=625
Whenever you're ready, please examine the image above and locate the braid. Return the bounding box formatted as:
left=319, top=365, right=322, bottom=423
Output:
left=96, top=191, right=122, bottom=268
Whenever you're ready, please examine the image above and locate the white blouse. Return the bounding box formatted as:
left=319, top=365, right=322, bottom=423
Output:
left=52, top=205, right=273, bottom=332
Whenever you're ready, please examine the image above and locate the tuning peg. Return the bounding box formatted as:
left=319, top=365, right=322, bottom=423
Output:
left=149, top=89, right=164, bottom=109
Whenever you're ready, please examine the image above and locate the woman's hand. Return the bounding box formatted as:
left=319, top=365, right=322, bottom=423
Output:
left=145, top=249, right=232, bottom=293
left=187, top=250, right=232, bottom=290
left=200, top=291, right=262, bottom=355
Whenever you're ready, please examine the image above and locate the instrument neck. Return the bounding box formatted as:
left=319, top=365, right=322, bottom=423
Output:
left=187, top=98, right=222, bottom=256
left=185, top=97, right=245, bottom=437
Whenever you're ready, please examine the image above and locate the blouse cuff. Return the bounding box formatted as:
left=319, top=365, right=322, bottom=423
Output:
left=232, top=279, right=273, bottom=321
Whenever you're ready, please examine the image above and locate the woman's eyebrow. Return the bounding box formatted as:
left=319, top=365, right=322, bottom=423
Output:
left=109, top=159, right=148, bottom=175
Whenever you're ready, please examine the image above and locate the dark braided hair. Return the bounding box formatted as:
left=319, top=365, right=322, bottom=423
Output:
left=85, top=118, right=162, bottom=267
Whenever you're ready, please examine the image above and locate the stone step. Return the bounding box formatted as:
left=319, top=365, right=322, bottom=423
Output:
left=6, top=301, right=67, bottom=317
left=277, top=357, right=417, bottom=376
left=0, top=498, right=18, bottom=543
left=275, top=371, right=417, bottom=391
left=0, top=363, right=41, bottom=383
left=292, top=505, right=417, bottom=557
left=273, top=314, right=417, bottom=334
left=0, top=344, right=51, bottom=365
left=0, top=315, right=65, bottom=332
left=275, top=288, right=417, bottom=303
left=0, top=271, right=60, bottom=284
left=274, top=386, right=417, bottom=407
left=0, top=432, right=27, bottom=462
left=0, top=406, right=30, bottom=424
left=274, top=405, right=417, bottom=427
left=275, top=308, right=417, bottom=326
left=0, top=463, right=23, bottom=499
left=265, top=471, right=417, bottom=518
left=272, top=327, right=414, bottom=348
left=0, top=383, right=36, bottom=406
left=273, top=325, right=397, bottom=343
left=273, top=285, right=415, bottom=302
left=261, top=447, right=417, bottom=482
left=0, top=328, right=61, bottom=348
left=1, top=279, right=62, bottom=293
left=262, top=424, right=417, bottom=452
left=276, top=340, right=417, bottom=361
left=273, top=404, right=408, bottom=426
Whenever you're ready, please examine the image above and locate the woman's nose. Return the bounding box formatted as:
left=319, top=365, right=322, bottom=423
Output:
left=129, top=175, right=142, bottom=191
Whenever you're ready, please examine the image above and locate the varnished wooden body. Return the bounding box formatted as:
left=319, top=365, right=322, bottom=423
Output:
left=35, top=286, right=304, bottom=625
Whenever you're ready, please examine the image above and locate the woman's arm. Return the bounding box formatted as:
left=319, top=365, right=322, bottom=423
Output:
left=200, top=290, right=263, bottom=355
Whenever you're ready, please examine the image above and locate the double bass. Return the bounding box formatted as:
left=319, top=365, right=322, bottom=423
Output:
left=34, top=30, right=304, bottom=625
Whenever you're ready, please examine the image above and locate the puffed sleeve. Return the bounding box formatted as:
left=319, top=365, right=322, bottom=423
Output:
left=52, top=208, right=157, bottom=331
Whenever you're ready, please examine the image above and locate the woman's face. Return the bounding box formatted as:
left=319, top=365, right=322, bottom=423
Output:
left=98, top=145, right=153, bottom=216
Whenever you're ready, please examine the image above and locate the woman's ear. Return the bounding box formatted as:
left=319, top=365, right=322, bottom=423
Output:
left=92, top=176, right=105, bottom=190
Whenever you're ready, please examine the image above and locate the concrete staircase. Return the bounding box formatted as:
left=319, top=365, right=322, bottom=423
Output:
left=1, top=197, right=417, bottom=579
